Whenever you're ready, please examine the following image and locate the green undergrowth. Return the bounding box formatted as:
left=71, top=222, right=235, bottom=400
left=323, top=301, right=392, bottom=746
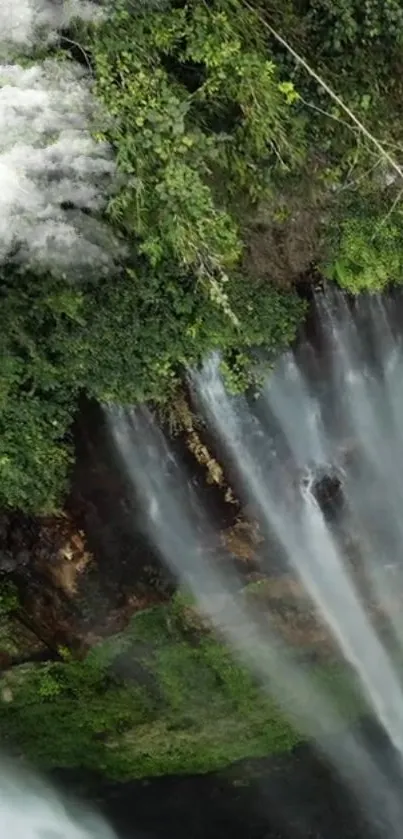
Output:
left=0, top=581, right=21, bottom=656
left=0, top=596, right=363, bottom=780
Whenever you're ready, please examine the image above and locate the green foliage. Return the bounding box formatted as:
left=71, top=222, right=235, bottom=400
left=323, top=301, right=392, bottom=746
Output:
left=0, top=255, right=301, bottom=509
left=67, top=264, right=304, bottom=404
left=0, top=599, right=363, bottom=779
left=257, top=0, right=403, bottom=295
left=0, top=398, right=73, bottom=512
left=91, top=0, right=303, bottom=277
left=304, top=0, right=403, bottom=61
left=0, top=581, right=19, bottom=618
left=0, top=605, right=298, bottom=777
left=322, top=211, right=403, bottom=292
left=87, top=0, right=305, bottom=379
left=0, top=582, right=20, bottom=656
left=0, top=0, right=308, bottom=512
left=0, top=265, right=78, bottom=511
left=262, top=0, right=403, bottom=201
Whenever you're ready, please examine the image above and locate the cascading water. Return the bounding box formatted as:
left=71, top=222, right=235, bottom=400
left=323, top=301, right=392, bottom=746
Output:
left=0, top=1, right=119, bottom=834
left=0, top=760, right=116, bottom=838
left=107, top=288, right=403, bottom=838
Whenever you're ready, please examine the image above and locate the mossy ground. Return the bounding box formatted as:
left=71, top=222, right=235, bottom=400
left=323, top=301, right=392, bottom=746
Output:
left=0, top=595, right=363, bottom=780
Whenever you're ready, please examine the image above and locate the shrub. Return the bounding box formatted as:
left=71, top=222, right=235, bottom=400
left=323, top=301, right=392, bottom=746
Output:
left=322, top=214, right=403, bottom=292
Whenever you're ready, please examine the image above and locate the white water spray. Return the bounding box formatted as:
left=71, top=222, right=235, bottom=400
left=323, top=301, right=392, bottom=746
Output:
left=0, top=0, right=118, bottom=274
left=0, top=0, right=103, bottom=50
left=107, top=289, right=403, bottom=837
left=194, top=351, right=403, bottom=761
left=0, top=760, right=116, bottom=838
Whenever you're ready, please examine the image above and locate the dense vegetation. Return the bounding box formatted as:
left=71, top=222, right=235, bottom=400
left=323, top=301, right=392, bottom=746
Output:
left=2, top=0, right=403, bottom=511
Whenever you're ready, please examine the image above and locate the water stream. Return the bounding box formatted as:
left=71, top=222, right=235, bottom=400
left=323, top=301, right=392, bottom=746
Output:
left=107, top=289, right=403, bottom=838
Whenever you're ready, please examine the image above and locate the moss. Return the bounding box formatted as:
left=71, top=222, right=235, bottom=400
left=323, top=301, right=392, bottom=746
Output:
left=0, top=581, right=19, bottom=616
left=0, top=598, right=363, bottom=780
left=0, top=620, right=19, bottom=656
left=0, top=582, right=22, bottom=657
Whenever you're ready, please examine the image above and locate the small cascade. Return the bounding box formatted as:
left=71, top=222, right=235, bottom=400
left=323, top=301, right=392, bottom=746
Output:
left=106, top=289, right=403, bottom=838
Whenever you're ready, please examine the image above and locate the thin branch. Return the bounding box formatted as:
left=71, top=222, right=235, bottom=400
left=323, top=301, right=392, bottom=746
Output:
left=59, top=35, right=93, bottom=74
left=240, top=0, right=403, bottom=182
left=299, top=96, right=359, bottom=134
left=376, top=186, right=403, bottom=233
left=299, top=98, right=396, bottom=189
left=338, top=157, right=384, bottom=192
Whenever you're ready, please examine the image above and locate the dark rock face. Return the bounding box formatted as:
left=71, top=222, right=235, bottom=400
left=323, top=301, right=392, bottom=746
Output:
left=0, top=513, right=40, bottom=576
left=0, top=512, right=94, bottom=655
left=52, top=719, right=399, bottom=839
left=0, top=506, right=170, bottom=658
left=68, top=399, right=175, bottom=617
left=0, top=396, right=262, bottom=660
left=0, top=401, right=177, bottom=658
left=309, top=467, right=344, bottom=521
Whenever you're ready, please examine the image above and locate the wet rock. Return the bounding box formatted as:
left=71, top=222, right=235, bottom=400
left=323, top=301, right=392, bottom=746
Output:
left=52, top=728, right=383, bottom=839
left=311, top=470, right=344, bottom=518
left=69, top=399, right=174, bottom=606
left=221, top=520, right=262, bottom=566
left=0, top=501, right=172, bottom=658
left=243, top=575, right=337, bottom=659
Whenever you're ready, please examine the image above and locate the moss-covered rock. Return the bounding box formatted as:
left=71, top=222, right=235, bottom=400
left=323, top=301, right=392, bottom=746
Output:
left=0, top=597, right=363, bottom=780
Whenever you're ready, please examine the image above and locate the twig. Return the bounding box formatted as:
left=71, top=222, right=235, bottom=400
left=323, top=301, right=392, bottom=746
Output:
left=300, top=96, right=358, bottom=134
left=376, top=186, right=403, bottom=233
left=338, top=157, right=384, bottom=192
left=60, top=35, right=93, bottom=74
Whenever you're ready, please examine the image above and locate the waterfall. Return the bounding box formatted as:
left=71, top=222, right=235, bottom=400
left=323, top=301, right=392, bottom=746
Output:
left=106, top=289, right=403, bottom=838
left=0, top=760, right=116, bottom=838
left=0, top=1, right=121, bottom=833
